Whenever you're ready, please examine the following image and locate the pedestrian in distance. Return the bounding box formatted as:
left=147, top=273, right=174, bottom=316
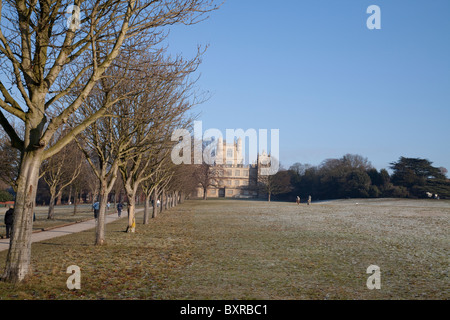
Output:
left=4, top=205, right=14, bottom=238
left=296, top=196, right=300, bottom=205
left=307, top=195, right=311, bottom=206
left=92, top=201, right=100, bottom=221
left=117, top=202, right=123, bottom=218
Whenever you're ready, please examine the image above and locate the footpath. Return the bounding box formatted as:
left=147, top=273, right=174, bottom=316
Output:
left=0, top=209, right=144, bottom=252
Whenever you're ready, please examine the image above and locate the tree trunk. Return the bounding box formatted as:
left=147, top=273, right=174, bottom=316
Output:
left=143, top=195, right=151, bottom=225
left=152, top=186, right=158, bottom=219
left=268, top=192, right=271, bottom=202
left=126, top=192, right=136, bottom=233
left=180, top=191, right=184, bottom=204
left=56, top=189, right=62, bottom=205
left=47, top=190, right=57, bottom=220
left=165, top=193, right=168, bottom=210
left=161, top=189, right=165, bottom=213
left=95, top=187, right=109, bottom=246
left=203, top=187, right=207, bottom=200
left=3, top=149, right=43, bottom=283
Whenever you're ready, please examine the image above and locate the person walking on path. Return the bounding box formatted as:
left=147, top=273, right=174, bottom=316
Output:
left=92, top=201, right=100, bottom=221
left=0, top=207, right=145, bottom=252
left=307, top=195, right=312, bottom=206
left=296, top=196, right=301, bottom=205
left=117, top=202, right=123, bottom=218
left=4, top=205, right=14, bottom=238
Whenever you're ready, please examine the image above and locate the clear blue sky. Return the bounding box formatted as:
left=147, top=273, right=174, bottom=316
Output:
left=165, top=0, right=450, bottom=172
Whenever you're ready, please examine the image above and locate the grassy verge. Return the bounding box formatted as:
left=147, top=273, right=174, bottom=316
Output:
left=0, top=204, right=138, bottom=237
left=0, top=199, right=448, bottom=300
left=0, top=205, right=193, bottom=299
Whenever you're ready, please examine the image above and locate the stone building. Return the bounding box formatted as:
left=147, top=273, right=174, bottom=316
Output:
left=195, top=137, right=271, bottom=199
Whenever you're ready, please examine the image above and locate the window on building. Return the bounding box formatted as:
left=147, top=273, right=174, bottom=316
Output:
left=235, top=180, right=240, bottom=186
left=227, top=190, right=233, bottom=195
left=226, top=180, right=231, bottom=186
left=235, top=170, right=240, bottom=176
left=226, top=170, right=232, bottom=176
left=243, top=170, right=249, bottom=176
left=227, top=149, right=233, bottom=158
left=209, top=189, right=216, bottom=195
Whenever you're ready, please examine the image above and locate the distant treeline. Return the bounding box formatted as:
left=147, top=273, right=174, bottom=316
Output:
left=271, top=154, right=450, bottom=202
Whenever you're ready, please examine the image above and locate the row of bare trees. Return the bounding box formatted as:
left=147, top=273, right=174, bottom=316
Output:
left=0, top=0, right=219, bottom=283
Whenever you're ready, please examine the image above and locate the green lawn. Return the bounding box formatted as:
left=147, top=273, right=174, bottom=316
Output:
left=0, top=199, right=448, bottom=300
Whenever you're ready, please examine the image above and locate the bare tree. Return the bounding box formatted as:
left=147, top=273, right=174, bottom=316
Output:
left=173, top=164, right=199, bottom=203
left=74, top=47, right=197, bottom=239
left=41, top=139, right=83, bottom=219
left=117, top=50, right=203, bottom=232
left=84, top=161, right=100, bottom=205
left=341, top=154, right=373, bottom=171
left=258, top=170, right=292, bottom=202
left=193, top=163, right=218, bottom=200
left=74, top=97, right=132, bottom=245
left=141, top=153, right=172, bottom=224
left=289, top=162, right=313, bottom=176
left=192, top=141, right=220, bottom=200
left=0, top=0, right=217, bottom=283
left=110, top=173, right=123, bottom=208
left=165, top=162, right=199, bottom=207
left=70, top=160, right=93, bottom=215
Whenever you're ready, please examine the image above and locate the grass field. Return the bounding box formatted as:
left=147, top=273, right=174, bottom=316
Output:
left=0, top=198, right=448, bottom=300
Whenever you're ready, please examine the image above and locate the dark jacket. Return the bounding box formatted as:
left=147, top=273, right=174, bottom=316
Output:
left=4, top=208, right=14, bottom=225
